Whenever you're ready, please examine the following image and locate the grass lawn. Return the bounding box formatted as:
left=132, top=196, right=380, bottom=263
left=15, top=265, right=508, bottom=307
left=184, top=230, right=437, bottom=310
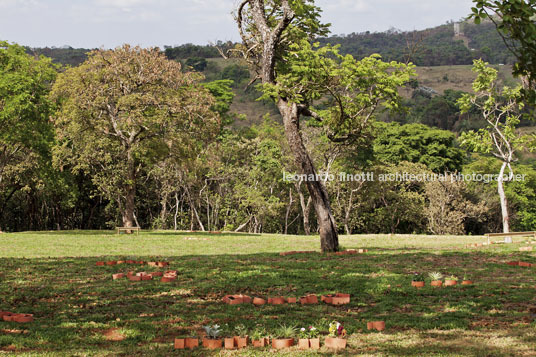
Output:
left=0, top=231, right=535, bottom=356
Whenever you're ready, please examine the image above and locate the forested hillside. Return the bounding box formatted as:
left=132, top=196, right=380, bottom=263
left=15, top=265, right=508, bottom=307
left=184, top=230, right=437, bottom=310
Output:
left=26, top=19, right=518, bottom=129
left=318, top=20, right=515, bottom=66
left=29, top=20, right=514, bottom=67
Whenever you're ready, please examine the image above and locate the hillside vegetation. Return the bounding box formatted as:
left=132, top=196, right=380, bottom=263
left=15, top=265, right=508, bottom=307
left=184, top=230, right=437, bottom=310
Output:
left=318, top=20, right=515, bottom=66
left=26, top=20, right=519, bottom=129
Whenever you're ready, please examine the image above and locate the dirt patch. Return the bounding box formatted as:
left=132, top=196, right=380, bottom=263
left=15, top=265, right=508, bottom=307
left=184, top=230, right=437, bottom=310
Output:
left=102, top=328, right=126, bottom=341
left=1, top=345, right=17, bottom=351
left=151, top=336, right=173, bottom=343
left=1, top=328, right=28, bottom=334
left=469, top=317, right=513, bottom=329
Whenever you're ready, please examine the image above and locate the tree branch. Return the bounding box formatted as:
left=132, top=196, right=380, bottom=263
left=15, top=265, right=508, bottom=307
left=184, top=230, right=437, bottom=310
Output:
left=236, top=0, right=252, bottom=49
left=271, top=0, right=295, bottom=45
left=297, top=105, right=323, bottom=122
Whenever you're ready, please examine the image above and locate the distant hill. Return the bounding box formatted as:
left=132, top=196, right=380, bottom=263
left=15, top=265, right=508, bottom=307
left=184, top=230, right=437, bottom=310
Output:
left=27, top=19, right=514, bottom=68
left=317, top=20, right=515, bottom=66
left=27, top=46, right=94, bottom=67
left=23, top=20, right=519, bottom=131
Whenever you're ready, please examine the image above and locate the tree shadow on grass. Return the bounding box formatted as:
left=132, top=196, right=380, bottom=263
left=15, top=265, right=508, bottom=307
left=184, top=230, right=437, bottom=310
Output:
left=0, top=249, right=534, bottom=355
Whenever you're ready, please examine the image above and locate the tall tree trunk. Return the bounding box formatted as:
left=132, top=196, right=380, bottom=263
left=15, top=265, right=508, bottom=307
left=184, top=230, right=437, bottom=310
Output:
left=185, top=185, right=205, bottom=231
left=343, top=189, right=354, bottom=235
left=235, top=215, right=252, bottom=232
left=122, top=151, right=136, bottom=228
left=304, top=197, right=312, bottom=235
left=284, top=187, right=293, bottom=234
left=174, top=192, right=179, bottom=231
left=498, top=162, right=511, bottom=242
left=237, top=0, right=337, bottom=250
left=278, top=99, right=339, bottom=251
left=123, top=185, right=136, bottom=228
left=296, top=182, right=312, bottom=235
left=160, top=193, right=168, bottom=229
left=206, top=195, right=210, bottom=231
left=192, top=203, right=205, bottom=231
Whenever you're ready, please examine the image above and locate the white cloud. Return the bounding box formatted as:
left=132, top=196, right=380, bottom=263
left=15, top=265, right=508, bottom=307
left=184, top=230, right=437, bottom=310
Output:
left=321, top=0, right=369, bottom=12
left=0, top=0, right=41, bottom=10
left=317, top=0, right=473, bottom=35
left=67, top=0, right=160, bottom=23
left=94, top=0, right=147, bottom=6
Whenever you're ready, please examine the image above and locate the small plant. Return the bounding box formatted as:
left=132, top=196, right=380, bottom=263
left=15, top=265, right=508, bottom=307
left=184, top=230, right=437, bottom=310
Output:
left=463, top=274, right=469, bottom=281
left=428, top=272, right=443, bottom=281
left=234, top=323, right=248, bottom=337
left=219, top=324, right=232, bottom=337
left=412, top=273, right=425, bottom=282
left=203, top=324, right=221, bottom=339
left=445, top=275, right=458, bottom=281
left=298, top=327, right=308, bottom=339
left=298, top=325, right=318, bottom=339
left=318, top=317, right=330, bottom=331
left=251, top=327, right=266, bottom=340
left=274, top=324, right=296, bottom=338
left=307, top=326, right=319, bottom=338
left=328, top=321, right=346, bottom=338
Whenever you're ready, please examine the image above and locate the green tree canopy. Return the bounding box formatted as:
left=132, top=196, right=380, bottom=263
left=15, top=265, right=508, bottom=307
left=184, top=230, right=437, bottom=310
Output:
left=373, top=122, right=465, bottom=173
left=51, top=45, right=220, bottom=227
left=471, top=0, right=536, bottom=104
left=0, top=41, right=57, bottom=230
left=0, top=41, right=56, bottom=159
left=185, top=57, right=208, bottom=72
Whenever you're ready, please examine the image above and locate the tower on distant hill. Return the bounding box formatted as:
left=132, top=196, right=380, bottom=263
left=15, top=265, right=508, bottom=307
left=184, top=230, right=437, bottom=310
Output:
left=454, top=22, right=464, bottom=37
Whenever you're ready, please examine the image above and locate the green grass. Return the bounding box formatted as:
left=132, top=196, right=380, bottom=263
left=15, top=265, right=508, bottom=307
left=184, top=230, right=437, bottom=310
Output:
left=0, top=231, right=535, bottom=356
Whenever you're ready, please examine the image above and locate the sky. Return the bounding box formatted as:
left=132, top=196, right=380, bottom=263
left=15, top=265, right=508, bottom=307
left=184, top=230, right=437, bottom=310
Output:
left=0, top=0, right=474, bottom=49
